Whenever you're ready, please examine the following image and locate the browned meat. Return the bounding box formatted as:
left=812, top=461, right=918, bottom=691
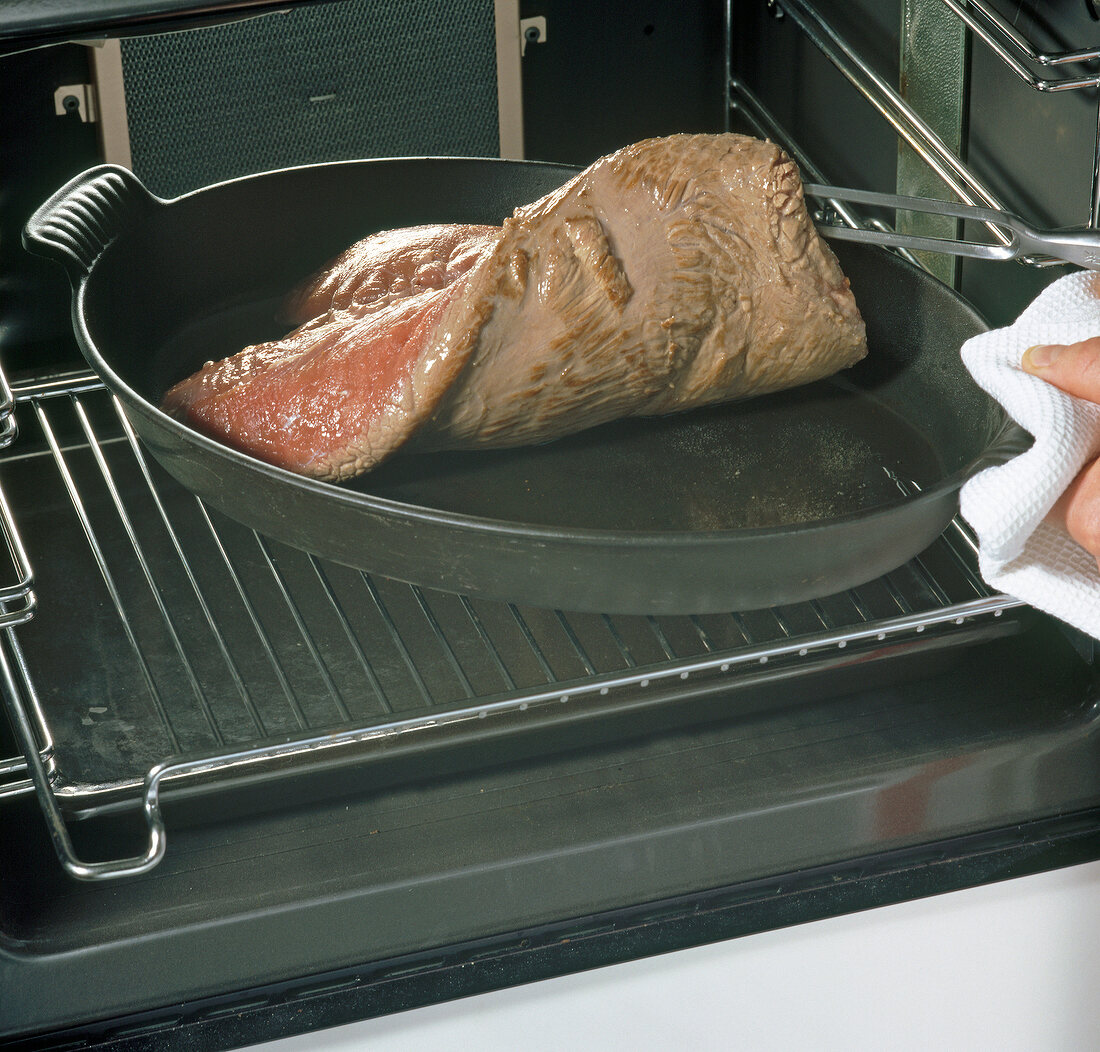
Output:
left=162, top=134, right=867, bottom=481
left=279, top=223, right=499, bottom=327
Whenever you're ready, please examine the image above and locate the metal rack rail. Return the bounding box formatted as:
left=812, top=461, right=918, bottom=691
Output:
left=729, top=75, right=927, bottom=271
left=938, top=0, right=1100, bottom=92
left=0, top=374, right=1022, bottom=880
left=761, top=0, right=1100, bottom=250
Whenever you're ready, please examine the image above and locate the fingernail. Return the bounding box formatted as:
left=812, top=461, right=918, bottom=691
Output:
left=1023, top=344, right=1062, bottom=370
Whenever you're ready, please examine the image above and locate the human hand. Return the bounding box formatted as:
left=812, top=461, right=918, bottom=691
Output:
left=1022, top=337, right=1100, bottom=569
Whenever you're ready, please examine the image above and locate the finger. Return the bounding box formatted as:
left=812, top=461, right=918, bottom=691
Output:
left=1021, top=336, right=1100, bottom=404
left=1050, top=455, right=1100, bottom=572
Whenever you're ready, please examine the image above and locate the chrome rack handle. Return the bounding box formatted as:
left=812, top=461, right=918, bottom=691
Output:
left=0, top=631, right=164, bottom=881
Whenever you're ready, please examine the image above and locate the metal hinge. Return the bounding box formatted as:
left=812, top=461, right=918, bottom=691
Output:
left=54, top=83, right=97, bottom=122
left=519, top=15, right=547, bottom=56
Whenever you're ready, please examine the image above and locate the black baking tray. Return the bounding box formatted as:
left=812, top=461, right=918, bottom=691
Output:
left=2, top=618, right=1099, bottom=1045
left=25, top=157, right=1023, bottom=613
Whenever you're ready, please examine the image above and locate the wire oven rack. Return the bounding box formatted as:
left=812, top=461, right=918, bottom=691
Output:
left=0, top=371, right=1023, bottom=880
left=5, top=0, right=1069, bottom=880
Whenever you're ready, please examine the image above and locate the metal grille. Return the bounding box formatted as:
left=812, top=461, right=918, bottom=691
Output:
left=0, top=373, right=1021, bottom=859
left=119, top=0, right=500, bottom=198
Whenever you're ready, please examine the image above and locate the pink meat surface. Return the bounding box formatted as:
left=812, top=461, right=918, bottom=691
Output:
left=163, top=283, right=466, bottom=476
left=163, top=224, right=496, bottom=476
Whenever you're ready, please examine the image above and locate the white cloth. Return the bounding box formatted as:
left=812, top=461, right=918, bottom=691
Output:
left=959, top=269, right=1100, bottom=639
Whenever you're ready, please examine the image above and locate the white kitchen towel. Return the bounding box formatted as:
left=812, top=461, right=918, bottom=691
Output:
left=959, top=269, right=1100, bottom=638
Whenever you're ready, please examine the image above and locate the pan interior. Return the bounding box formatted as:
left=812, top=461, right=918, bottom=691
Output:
left=147, top=299, right=957, bottom=535
left=362, top=380, right=941, bottom=531
left=90, top=160, right=993, bottom=537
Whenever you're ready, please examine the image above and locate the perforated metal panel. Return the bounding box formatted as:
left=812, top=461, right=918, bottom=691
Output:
left=119, top=0, right=499, bottom=197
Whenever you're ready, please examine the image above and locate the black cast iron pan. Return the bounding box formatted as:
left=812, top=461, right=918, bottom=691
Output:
left=24, top=159, right=1024, bottom=614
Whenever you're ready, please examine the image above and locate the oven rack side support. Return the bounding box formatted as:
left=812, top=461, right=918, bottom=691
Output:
left=0, top=583, right=1022, bottom=883
left=0, top=472, right=38, bottom=799
left=928, top=0, right=1100, bottom=229
left=0, top=629, right=166, bottom=879
left=0, top=391, right=35, bottom=635
left=937, top=0, right=1100, bottom=92
left=727, top=76, right=930, bottom=271
left=758, top=0, right=1100, bottom=252
left=933, top=0, right=1100, bottom=232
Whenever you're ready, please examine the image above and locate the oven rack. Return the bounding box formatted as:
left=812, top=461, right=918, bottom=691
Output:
left=762, top=0, right=1100, bottom=249
left=0, top=372, right=1023, bottom=880
left=938, top=0, right=1100, bottom=92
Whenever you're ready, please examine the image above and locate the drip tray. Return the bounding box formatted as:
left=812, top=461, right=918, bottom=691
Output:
left=0, top=380, right=1024, bottom=821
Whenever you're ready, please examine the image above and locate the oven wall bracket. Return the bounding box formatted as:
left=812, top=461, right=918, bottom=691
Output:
left=898, top=0, right=969, bottom=285
left=767, top=0, right=1100, bottom=243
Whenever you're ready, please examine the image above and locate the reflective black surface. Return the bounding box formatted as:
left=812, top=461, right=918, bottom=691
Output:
left=2, top=619, right=1099, bottom=1043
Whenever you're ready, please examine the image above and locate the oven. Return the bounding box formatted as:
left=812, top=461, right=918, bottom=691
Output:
left=3, top=1, right=1100, bottom=1048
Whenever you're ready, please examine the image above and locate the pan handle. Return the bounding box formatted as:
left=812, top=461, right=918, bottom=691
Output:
left=22, top=164, right=156, bottom=282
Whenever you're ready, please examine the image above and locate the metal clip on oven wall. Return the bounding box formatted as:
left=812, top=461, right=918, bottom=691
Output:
left=806, top=183, right=1100, bottom=270
left=0, top=481, right=35, bottom=629
left=0, top=364, right=17, bottom=451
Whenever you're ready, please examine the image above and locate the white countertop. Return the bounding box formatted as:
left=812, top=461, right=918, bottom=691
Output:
left=252, top=858, right=1100, bottom=1050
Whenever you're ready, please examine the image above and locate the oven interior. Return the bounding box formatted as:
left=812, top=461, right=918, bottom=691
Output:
left=3, top=1, right=1100, bottom=1047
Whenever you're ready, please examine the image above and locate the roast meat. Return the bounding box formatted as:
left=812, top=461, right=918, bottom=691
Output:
left=162, top=133, right=868, bottom=481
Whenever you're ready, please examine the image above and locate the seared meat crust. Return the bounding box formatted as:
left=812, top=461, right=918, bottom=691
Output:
left=163, top=134, right=867, bottom=481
